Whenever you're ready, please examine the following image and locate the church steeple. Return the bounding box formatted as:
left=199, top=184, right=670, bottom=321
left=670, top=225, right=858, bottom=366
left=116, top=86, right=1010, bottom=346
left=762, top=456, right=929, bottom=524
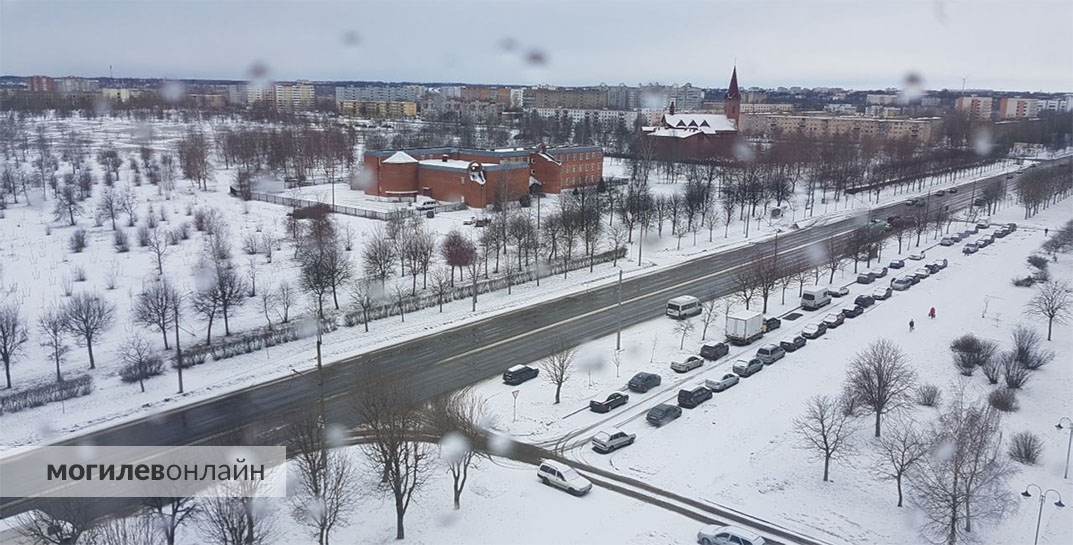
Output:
left=724, top=66, right=741, bottom=126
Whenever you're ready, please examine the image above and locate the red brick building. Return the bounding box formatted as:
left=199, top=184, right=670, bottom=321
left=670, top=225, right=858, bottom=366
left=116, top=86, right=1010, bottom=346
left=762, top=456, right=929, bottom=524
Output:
left=359, top=145, right=603, bottom=208
left=29, top=75, right=57, bottom=93
left=641, top=67, right=744, bottom=160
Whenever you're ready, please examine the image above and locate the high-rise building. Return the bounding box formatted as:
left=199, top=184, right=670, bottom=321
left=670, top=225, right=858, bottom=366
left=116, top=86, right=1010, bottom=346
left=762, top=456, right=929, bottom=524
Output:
left=998, top=97, right=1041, bottom=119
left=274, top=81, right=315, bottom=111
left=955, top=96, right=993, bottom=120
left=29, top=76, right=56, bottom=93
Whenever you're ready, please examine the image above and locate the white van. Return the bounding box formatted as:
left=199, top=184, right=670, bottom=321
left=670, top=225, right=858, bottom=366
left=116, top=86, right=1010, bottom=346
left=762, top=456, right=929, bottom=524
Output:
left=537, top=460, right=592, bottom=496
left=801, top=287, right=831, bottom=310
left=666, top=296, right=701, bottom=319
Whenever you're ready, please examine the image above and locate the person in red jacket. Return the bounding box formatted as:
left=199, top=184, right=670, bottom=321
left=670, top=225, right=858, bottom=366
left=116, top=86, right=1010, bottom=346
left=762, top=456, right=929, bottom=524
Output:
left=928, top=307, right=936, bottom=319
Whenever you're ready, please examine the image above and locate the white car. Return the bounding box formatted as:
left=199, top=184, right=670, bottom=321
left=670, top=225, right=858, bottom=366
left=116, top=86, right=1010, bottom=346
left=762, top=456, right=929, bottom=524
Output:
left=537, top=460, right=592, bottom=496
left=697, top=525, right=767, bottom=545
left=872, top=286, right=893, bottom=300
left=908, top=252, right=926, bottom=261
left=591, top=428, right=636, bottom=454
left=671, top=355, right=704, bottom=373
left=913, top=267, right=931, bottom=280
left=705, top=373, right=740, bottom=392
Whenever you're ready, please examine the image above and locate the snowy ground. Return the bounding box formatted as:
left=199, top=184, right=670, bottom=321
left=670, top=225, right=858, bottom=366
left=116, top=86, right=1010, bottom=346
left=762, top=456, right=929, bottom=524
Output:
left=0, top=114, right=1040, bottom=456
left=469, top=200, right=1073, bottom=545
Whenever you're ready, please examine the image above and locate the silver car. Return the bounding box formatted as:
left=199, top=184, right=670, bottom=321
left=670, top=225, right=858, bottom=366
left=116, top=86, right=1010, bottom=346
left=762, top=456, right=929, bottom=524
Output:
left=671, top=355, right=704, bottom=373
left=591, top=428, right=636, bottom=454
left=705, top=373, right=740, bottom=392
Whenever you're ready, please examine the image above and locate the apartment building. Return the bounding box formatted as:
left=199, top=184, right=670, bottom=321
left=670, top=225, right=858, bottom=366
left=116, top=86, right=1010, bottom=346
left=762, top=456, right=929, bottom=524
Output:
left=274, top=81, right=315, bottom=111
left=955, top=96, right=994, bottom=120
left=741, top=113, right=943, bottom=143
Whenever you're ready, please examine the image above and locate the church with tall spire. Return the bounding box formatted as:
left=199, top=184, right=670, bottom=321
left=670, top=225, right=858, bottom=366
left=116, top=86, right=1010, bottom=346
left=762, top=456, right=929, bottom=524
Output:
left=641, top=67, right=745, bottom=160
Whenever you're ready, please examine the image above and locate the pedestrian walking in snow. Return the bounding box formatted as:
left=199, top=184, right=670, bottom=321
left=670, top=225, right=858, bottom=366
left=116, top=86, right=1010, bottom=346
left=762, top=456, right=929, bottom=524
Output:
left=1045, top=228, right=1049, bottom=236
left=909, top=319, right=915, bottom=331
left=928, top=307, right=936, bottom=319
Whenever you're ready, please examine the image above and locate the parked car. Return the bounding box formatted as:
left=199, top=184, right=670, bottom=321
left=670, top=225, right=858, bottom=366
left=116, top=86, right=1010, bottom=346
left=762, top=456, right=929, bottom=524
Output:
left=994, top=228, right=1009, bottom=238
left=755, top=344, right=785, bottom=364
left=935, top=189, right=946, bottom=196
left=700, top=342, right=729, bottom=361
left=671, top=355, right=705, bottom=373
left=763, top=316, right=781, bottom=332
left=779, top=336, right=807, bottom=352
left=822, top=312, right=845, bottom=328
left=591, top=428, right=635, bottom=454
left=646, top=403, right=683, bottom=426
left=977, top=237, right=992, bottom=247
left=872, top=286, right=893, bottom=300
left=951, top=232, right=964, bottom=241
left=627, top=372, right=662, bottom=393
left=827, top=286, right=850, bottom=298
left=904, top=199, right=917, bottom=207
left=872, top=267, right=888, bottom=278
left=940, top=237, right=956, bottom=246
left=589, top=392, right=629, bottom=413
left=963, top=243, right=979, bottom=255
left=677, top=386, right=713, bottom=409
left=503, top=364, right=539, bottom=385
left=889, top=259, right=905, bottom=269
left=857, top=273, right=875, bottom=284
left=537, top=460, right=592, bottom=496
left=913, top=267, right=932, bottom=280
left=948, top=187, right=958, bottom=194
left=841, top=305, right=864, bottom=318
left=732, top=358, right=765, bottom=377
left=705, top=373, right=740, bottom=392
left=960, top=229, right=975, bottom=239
left=976, top=221, right=990, bottom=229
left=854, top=294, right=875, bottom=308
left=924, top=262, right=941, bottom=274
left=908, top=252, right=926, bottom=261
left=1007, top=222, right=1018, bottom=232
left=801, top=322, right=827, bottom=339
left=891, top=276, right=914, bottom=291
left=697, top=525, right=768, bottom=545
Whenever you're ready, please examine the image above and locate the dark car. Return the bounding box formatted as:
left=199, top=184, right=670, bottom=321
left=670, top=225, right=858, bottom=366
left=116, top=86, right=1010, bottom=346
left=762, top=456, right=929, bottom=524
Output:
left=700, top=342, right=730, bottom=360
left=646, top=404, right=682, bottom=427
left=889, top=259, right=905, bottom=269
left=935, top=189, right=946, bottom=197
left=948, top=187, right=958, bottom=194
left=854, top=294, right=875, bottom=308
left=627, top=372, right=662, bottom=393
left=589, top=392, right=629, bottom=413
left=677, top=386, right=713, bottom=409
left=503, top=365, right=538, bottom=385
left=924, top=263, right=942, bottom=274
left=841, top=305, right=864, bottom=318
left=780, top=336, right=807, bottom=352
left=764, top=317, right=782, bottom=332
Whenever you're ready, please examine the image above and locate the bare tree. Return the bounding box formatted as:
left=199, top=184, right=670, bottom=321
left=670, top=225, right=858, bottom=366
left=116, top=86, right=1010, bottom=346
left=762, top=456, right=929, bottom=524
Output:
left=794, top=395, right=857, bottom=482
left=144, top=496, right=198, bottom=545
left=16, top=502, right=99, bottom=545
left=874, top=417, right=928, bottom=507
left=52, top=183, right=83, bottom=225
left=430, top=267, right=451, bottom=312
left=0, top=302, right=29, bottom=389
left=539, top=345, right=576, bottom=404
left=197, top=482, right=276, bottom=545
left=146, top=227, right=170, bottom=275
left=1023, top=279, right=1072, bottom=341
left=93, top=513, right=163, bottom=545
left=134, top=282, right=177, bottom=349
left=276, top=281, right=296, bottom=324
left=346, top=278, right=378, bottom=332
left=673, top=318, right=695, bottom=349
left=97, top=186, right=121, bottom=230
left=699, top=300, right=720, bottom=340
left=354, top=371, right=433, bottom=540
left=120, top=334, right=160, bottom=393
left=61, top=292, right=115, bottom=369
left=732, top=269, right=759, bottom=309
left=844, top=339, right=917, bottom=437
left=426, top=390, right=491, bottom=510
left=288, top=413, right=358, bottom=545
left=363, top=227, right=397, bottom=287
left=38, top=306, right=69, bottom=382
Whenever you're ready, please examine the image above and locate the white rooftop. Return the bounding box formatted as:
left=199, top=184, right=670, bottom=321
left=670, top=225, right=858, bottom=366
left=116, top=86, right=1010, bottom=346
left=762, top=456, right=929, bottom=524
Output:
left=419, top=159, right=483, bottom=169
left=662, top=113, right=737, bottom=133
left=383, top=151, right=417, bottom=164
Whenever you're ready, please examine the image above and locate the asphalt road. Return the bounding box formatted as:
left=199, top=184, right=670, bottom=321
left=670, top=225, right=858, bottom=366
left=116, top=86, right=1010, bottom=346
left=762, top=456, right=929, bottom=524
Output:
left=0, top=164, right=1026, bottom=518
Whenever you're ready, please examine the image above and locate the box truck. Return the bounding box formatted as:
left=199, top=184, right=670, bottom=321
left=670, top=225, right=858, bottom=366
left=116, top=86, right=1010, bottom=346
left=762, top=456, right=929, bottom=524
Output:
left=725, top=310, right=764, bottom=346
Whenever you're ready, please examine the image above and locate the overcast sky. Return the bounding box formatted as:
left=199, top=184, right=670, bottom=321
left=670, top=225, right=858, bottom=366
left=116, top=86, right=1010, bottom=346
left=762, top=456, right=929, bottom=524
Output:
left=2, top=0, right=1071, bottom=92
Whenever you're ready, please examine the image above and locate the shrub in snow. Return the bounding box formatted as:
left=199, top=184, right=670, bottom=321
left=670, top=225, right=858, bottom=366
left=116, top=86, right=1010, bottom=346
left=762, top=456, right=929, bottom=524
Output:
left=119, top=354, right=164, bottom=383
left=193, top=208, right=211, bottom=231
left=950, top=334, right=997, bottom=376
left=1027, top=255, right=1049, bottom=271
left=1012, top=275, right=1038, bottom=288
left=981, top=359, right=1001, bottom=384
left=113, top=229, right=130, bottom=252
left=68, top=229, right=87, bottom=253
left=1008, top=431, right=1043, bottom=465
left=1011, top=326, right=1054, bottom=370
left=242, top=234, right=261, bottom=255
left=1000, top=351, right=1031, bottom=389
left=987, top=388, right=1018, bottom=412
left=178, top=222, right=191, bottom=240
left=915, top=384, right=941, bottom=407
left=71, top=266, right=86, bottom=282
left=172, top=351, right=208, bottom=369
left=0, top=375, right=94, bottom=414
left=146, top=208, right=158, bottom=229
left=136, top=226, right=151, bottom=247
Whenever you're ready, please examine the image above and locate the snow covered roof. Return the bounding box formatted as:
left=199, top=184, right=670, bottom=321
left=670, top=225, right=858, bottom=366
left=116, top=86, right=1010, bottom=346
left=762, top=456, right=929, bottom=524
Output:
left=419, top=159, right=481, bottom=169
left=661, top=113, right=736, bottom=133
left=383, top=151, right=417, bottom=164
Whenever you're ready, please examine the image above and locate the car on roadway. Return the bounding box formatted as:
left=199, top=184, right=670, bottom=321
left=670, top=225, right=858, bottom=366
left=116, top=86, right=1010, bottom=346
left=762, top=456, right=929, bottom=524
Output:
left=963, top=243, right=979, bottom=255
left=908, top=252, right=926, bottom=261
left=841, top=305, right=864, bottom=318
left=940, top=237, right=955, bottom=246
left=755, top=344, right=785, bottom=364
left=537, top=460, right=592, bottom=496
left=948, top=187, right=958, bottom=194
left=891, top=276, right=914, bottom=290
left=763, top=317, right=782, bottom=332
left=889, top=259, right=905, bottom=269
left=827, top=286, right=850, bottom=298
left=671, top=355, right=705, bottom=373
left=994, top=228, right=1009, bottom=238
left=591, top=428, right=635, bottom=454
left=977, top=237, right=992, bottom=247
left=697, top=524, right=768, bottom=545
left=872, top=267, right=888, bottom=278
left=589, top=392, right=629, bottom=413
left=705, top=373, right=740, bottom=392
left=904, top=199, right=918, bottom=207
left=951, top=232, right=964, bottom=242
left=779, top=336, right=807, bottom=352
left=627, top=372, right=662, bottom=393
left=872, top=286, right=893, bottom=300
left=935, top=189, right=946, bottom=197
left=823, top=312, right=845, bottom=328
left=976, top=220, right=991, bottom=229
left=677, top=386, right=713, bottom=409
left=700, top=342, right=730, bottom=361
left=732, top=358, right=765, bottom=377
left=854, top=294, right=875, bottom=308
left=801, top=322, right=827, bottom=339
left=503, top=364, right=539, bottom=385
left=1007, top=222, right=1018, bottom=232
left=646, top=404, right=683, bottom=426
left=857, top=272, right=875, bottom=284
left=913, top=267, right=932, bottom=281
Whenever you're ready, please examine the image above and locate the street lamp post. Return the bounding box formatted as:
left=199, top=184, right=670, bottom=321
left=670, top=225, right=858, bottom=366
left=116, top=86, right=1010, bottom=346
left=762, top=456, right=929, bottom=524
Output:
left=1021, top=484, right=1065, bottom=545
left=1057, top=417, right=1073, bottom=479
left=615, top=270, right=623, bottom=350
left=512, top=390, right=520, bottom=422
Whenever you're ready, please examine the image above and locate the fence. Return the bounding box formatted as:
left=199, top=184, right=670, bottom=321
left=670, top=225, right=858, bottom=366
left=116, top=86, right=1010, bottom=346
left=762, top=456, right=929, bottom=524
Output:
left=242, top=189, right=467, bottom=221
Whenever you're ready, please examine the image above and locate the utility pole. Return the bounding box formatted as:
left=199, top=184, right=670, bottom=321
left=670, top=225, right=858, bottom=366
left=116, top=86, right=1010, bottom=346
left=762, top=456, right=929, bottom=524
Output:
left=615, top=270, right=623, bottom=350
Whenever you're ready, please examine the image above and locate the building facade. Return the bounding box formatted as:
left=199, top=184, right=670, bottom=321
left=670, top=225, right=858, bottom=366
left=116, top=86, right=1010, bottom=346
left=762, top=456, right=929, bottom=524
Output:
left=274, top=81, right=315, bottom=111
left=955, top=96, right=994, bottom=120
left=338, top=100, right=417, bottom=118
left=639, top=68, right=743, bottom=160
left=359, top=145, right=603, bottom=208
left=998, top=97, right=1041, bottom=119
left=741, top=113, right=943, bottom=143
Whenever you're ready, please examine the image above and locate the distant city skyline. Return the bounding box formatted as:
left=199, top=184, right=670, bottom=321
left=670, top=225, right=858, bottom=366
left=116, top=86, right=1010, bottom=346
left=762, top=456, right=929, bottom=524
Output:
left=2, top=0, right=1071, bottom=93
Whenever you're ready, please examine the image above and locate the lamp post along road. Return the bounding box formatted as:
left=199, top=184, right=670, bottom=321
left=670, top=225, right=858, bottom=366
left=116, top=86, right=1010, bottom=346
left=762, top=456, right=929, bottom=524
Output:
left=1058, top=417, right=1073, bottom=479
left=1021, top=484, right=1065, bottom=545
